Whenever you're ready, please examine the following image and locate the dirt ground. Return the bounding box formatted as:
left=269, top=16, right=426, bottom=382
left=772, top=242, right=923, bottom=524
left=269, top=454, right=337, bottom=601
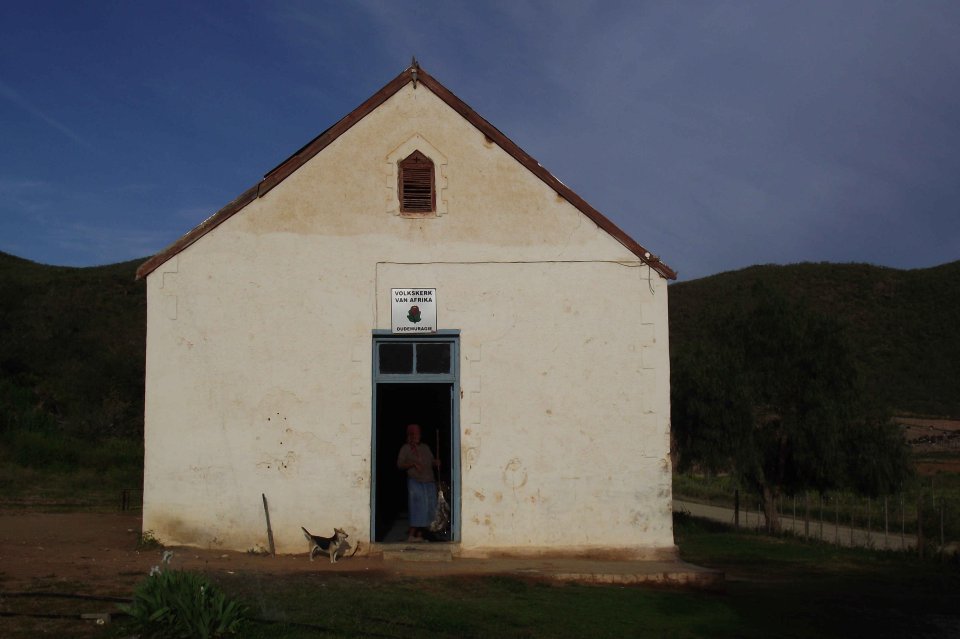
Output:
left=0, top=510, right=386, bottom=596
left=0, top=510, right=398, bottom=636
left=0, top=511, right=715, bottom=590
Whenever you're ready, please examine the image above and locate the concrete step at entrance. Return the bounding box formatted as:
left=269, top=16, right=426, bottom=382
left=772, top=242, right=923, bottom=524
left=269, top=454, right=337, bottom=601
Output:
left=382, top=543, right=453, bottom=562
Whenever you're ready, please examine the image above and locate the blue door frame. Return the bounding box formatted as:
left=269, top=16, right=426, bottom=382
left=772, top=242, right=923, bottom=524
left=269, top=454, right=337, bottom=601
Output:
left=371, top=330, right=460, bottom=542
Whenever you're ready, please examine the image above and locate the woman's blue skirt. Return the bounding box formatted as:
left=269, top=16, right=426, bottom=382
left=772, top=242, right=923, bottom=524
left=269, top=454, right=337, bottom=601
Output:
left=407, top=478, right=437, bottom=527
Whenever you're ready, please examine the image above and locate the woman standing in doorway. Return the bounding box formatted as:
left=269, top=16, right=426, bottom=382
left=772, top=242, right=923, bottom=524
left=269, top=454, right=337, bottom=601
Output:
left=396, top=423, right=439, bottom=542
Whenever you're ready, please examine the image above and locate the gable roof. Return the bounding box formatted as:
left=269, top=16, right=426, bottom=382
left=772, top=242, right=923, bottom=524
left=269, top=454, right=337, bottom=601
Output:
left=136, top=63, right=676, bottom=280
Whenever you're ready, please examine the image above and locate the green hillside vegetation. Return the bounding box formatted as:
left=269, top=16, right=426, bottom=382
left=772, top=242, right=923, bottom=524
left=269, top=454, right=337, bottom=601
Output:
left=669, top=261, right=960, bottom=418
left=0, top=251, right=144, bottom=496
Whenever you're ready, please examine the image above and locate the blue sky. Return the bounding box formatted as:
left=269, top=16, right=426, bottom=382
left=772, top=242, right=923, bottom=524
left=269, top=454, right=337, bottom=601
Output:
left=1, top=1, right=958, bottom=280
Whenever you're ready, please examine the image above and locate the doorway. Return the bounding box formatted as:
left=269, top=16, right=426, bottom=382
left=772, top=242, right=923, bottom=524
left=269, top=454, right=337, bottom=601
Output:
left=371, top=333, right=459, bottom=543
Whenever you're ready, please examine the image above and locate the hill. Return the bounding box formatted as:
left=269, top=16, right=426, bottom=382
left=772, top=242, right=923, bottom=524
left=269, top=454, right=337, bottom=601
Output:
left=0, top=251, right=145, bottom=439
left=669, top=261, right=960, bottom=417
left=2, top=253, right=958, bottom=446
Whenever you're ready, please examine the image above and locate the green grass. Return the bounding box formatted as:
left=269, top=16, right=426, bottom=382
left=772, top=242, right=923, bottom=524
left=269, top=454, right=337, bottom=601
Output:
left=673, top=472, right=743, bottom=506
left=0, top=455, right=141, bottom=511
left=201, top=572, right=742, bottom=639
left=102, top=515, right=960, bottom=639
left=0, top=352, right=143, bottom=511
left=675, top=514, right=960, bottom=638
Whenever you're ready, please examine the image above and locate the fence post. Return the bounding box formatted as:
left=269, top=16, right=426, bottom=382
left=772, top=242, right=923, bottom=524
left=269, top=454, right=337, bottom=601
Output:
left=917, top=495, right=925, bottom=559
left=850, top=499, right=855, bottom=546
left=867, top=497, right=872, bottom=547
left=819, top=494, right=824, bottom=541
left=835, top=495, right=840, bottom=545
left=884, top=496, right=888, bottom=549
left=734, top=489, right=740, bottom=530
left=900, top=492, right=905, bottom=550
left=780, top=494, right=784, bottom=533
left=804, top=493, right=810, bottom=539
left=940, top=497, right=945, bottom=549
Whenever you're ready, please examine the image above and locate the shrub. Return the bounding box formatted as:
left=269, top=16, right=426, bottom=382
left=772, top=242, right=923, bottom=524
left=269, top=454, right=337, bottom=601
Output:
left=6, top=428, right=81, bottom=468
left=120, top=570, right=248, bottom=638
left=137, top=530, right=163, bottom=550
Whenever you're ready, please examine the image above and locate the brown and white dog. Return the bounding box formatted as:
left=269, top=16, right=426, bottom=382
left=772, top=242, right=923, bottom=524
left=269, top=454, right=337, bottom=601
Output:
left=301, top=526, right=348, bottom=563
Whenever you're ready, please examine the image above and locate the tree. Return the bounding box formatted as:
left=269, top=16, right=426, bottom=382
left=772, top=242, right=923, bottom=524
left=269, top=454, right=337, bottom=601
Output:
left=672, top=284, right=911, bottom=531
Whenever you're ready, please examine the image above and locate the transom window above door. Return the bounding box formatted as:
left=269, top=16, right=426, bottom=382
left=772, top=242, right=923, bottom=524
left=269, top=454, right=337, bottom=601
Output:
left=378, top=341, right=451, bottom=375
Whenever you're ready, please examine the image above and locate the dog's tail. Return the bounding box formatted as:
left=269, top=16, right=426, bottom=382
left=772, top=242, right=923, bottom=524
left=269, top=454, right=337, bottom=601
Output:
left=301, top=526, right=313, bottom=542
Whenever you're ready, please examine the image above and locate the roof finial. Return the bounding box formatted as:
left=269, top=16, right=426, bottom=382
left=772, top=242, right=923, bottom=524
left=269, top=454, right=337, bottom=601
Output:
left=411, top=56, right=419, bottom=88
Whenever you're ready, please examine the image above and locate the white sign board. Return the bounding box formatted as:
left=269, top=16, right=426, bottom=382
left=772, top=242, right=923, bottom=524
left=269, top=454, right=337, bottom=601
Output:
left=391, top=288, right=437, bottom=334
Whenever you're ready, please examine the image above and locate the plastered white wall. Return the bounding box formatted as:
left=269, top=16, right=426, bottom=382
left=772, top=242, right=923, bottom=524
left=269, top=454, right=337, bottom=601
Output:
left=143, top=82, right=674, bottom=557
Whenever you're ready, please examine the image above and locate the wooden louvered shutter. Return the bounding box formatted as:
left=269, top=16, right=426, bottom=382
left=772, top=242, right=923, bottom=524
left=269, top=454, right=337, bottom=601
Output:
left=399, top=151, right=435, bottom=213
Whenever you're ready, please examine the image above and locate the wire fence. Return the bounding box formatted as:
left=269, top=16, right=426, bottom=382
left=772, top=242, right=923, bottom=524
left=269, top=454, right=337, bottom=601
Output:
left=675, top=482, right=958, bottom=557
left=119, top=488, right=143, bottom=511
left=732, top=492, right=951, bottom=553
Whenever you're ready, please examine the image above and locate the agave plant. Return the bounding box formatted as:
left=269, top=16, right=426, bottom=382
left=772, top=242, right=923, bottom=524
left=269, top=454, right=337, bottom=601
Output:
left=120, top=569, right=247, bottom=638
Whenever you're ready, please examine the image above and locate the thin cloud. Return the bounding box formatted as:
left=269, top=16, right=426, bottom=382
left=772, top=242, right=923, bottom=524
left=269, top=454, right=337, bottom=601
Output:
left=0, top=79, right=94, bottom=150
left=0, top=178, right=46, bottom=190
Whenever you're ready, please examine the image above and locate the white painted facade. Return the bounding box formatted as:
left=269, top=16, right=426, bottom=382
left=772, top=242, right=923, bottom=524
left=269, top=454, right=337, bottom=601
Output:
left=142, top=71, right=675, bottom=559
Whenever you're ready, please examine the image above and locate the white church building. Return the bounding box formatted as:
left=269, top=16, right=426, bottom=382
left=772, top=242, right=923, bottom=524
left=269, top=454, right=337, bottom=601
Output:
left=137, top=62, right=678, bottom=559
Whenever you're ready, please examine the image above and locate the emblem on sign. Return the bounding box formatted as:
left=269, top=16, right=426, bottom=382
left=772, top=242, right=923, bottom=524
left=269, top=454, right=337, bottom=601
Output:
left=407, top=305, right=421, bottom=323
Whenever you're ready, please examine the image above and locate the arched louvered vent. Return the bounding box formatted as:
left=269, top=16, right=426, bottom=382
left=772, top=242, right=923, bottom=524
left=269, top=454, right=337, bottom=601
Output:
left=398, top=150, right=435, bottom=214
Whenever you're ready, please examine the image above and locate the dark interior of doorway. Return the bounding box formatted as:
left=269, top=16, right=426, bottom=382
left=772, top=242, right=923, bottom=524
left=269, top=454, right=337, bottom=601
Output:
left=375, top=383, right=452, bottom=543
